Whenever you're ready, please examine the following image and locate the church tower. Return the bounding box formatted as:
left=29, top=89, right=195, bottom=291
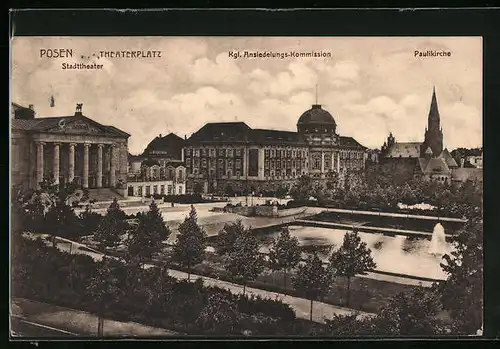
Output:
left=421, top=87, right=444, bottom=157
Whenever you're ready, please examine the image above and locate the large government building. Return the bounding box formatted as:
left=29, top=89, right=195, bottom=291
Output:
left=11, top=103, right=131, bottom=197
left=183, top=103, right=367, bottom=194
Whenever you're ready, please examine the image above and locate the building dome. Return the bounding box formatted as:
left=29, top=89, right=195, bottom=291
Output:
left=297, top=104, right=337, bottom=134
left=297, top=104, right=336, bottom=126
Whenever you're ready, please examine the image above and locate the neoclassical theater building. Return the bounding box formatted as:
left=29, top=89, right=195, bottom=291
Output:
left=183, top=103, right=367, bottom=194
left=11, top=103, right=130, bottom=197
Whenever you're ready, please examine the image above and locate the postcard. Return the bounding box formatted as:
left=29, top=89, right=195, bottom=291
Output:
left=10, top=35, right=483, bottom=338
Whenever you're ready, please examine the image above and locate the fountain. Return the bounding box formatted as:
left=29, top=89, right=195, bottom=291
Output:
left=428, top=223, right=448, bottom=255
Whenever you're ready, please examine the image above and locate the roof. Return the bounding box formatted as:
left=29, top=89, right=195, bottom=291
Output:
left=439, top=148, right=458, bottom=168
left=251, top=129, right=304, bottom=144
left=385, top=142, right=422, bottom=158
left=11, top=114, right=130, bottom=138
left=143, top=132, right=185, bottom=159
left=297, top=104, right=336, bottom=126
left=187, top=122, right=252, bottom=144
left=339, top=136, right=366, bottom=149
left=418, top=157, right=451, bottom=174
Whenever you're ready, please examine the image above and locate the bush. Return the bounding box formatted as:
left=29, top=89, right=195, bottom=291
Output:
left=12, top=237, right=307, bottom=336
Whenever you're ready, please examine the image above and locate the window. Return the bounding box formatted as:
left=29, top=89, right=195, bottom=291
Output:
left=236, top=170, right=240, bottom=177
left=277, top=160, right=281, bottom=168
left=138, top=186, right=143, bottom=196
left=201, top=158, right=207, bottom=168
left=193, top=168, right=199, bottom=175
left=287, top=150, right=291, bottom=158
left=185, top=148, right=191, bottom=156
left=236, top=159, right=241, bottom=169
left=186, top=158, right=191, bottom=167
left=271, top=160, right=275, bottom=169
left=227, top=160, right=233, bottom=169
left=194, top=149, right=200, bottom=157
left=312, top=154, right=321, bottom=170
left=287, top=160, right=291, bottom=168
left=167, top=185, right=172, bottom=195
left=201, top=148, right=207, bottom=157
left=178, top=169, right=184, bottom=181
left=161, top=185, right=165, bottom=195
left=218, top=159, right=224, bottom=168
left=219, top=149, right=226, bottom=157
left=265, top=149, right=270, bottom=157
left=209, top=148, right=215, bottom=157
left=178, top=186, right=183, bottom=194
left=292, top=150, right=296, bottom=158
left=271, top=149, right=275, bottom=157
left=228, top=149, right=233, bottom=157
left=235, top=149, right=241, bottom=156
left=153, top=185, right=158, bottom=194
left=265, top=170, right=269, bottom=177
left=146, top=186, right=151, bottom=196
left=265, top=160, right=269, bottom=169
left=194, top=158, right=200, bottom=168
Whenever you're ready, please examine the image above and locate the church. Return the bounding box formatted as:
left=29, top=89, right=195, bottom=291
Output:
left=380, top=88, right=478, bottom=185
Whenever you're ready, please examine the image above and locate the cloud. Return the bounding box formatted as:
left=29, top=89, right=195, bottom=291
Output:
left=10, top=37, right=482, bottom=154
left=248, top=60, right=318, bottom=97
left=188, top=53, right=242, bottom=86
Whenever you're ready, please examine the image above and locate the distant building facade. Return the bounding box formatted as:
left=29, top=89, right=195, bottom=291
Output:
left=380, top=88, right=481, bottom=184
left=126, top=133, right=187, bottom=197
left=11, top=103, right=131, bottom=196
left=183, top=103, right=366, bottom=194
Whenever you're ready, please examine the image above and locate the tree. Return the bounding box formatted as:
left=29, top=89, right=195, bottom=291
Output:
left=193, top=182, right=204, bottom=195
left=289, top=175, right=315, bottom=203
left=94, top=199, right=128, bottom=252
left=171, top=205, right=207, bottom=280
left=329, top=230, right=376, bottom=307
left=224, top=229, right=264, bottom=295
left=86, top=257, right=125, bottom=337
left=275, top=185, right=289, bottom=204
left=438, top=215, right=483, bottom=334
left=373, top=287, right=445, bottom=336
left=216, top=220, right=245, bottom=256
left=268, top=227, right=301, bottom=295
left=127, top=200, right=170, bottom=266
left=292, top=253, right=331, bottom=321
left=195, top=292, right=239, bottom=334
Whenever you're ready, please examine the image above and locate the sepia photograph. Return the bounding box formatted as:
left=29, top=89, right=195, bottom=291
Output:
left=10, top=36, right=483, bottom=338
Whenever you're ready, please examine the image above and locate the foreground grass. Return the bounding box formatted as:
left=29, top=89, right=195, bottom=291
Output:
left=160, top=251, right=418, bottom=314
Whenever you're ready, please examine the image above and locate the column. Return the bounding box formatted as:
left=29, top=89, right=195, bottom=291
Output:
left=258, top=148, right=265, bottom=180
left=110, top=144, right=116, bottom=187
left=321, top=151, right=325, bottom=173
left=83, top=143, right=90, bottom=188
left=243, top=147, right=248, bottom=178
left=68, top=143, right=76, bottom=183
left=36, top=141, right=45, bottom=188
left=53, top=143, right=60, bottom=184
left=331, top=152, right=335, bottom=171
left=97, top=144, right=103, bottom=188
left=337, top=151, right=340, bottom=173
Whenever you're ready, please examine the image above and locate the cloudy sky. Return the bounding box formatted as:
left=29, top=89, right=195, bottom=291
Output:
left=11, top=36, right=482, bottom=154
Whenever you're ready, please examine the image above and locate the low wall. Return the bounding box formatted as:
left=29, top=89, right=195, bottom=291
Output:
left=277, top=207, right=307, bottom=218
left=227, top=205, right=279, bottom=217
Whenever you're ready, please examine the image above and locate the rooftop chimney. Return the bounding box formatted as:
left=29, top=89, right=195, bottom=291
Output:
left=184, top=135, right=187, bottom=140
left=28, top=104, right=34, bottom=110
left=460, top=158, right=465, bottom=168
left=159, top=134, right=162, bottom=138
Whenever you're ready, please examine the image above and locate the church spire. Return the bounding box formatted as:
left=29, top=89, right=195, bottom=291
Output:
left=428, top=86, right=440, bottom=129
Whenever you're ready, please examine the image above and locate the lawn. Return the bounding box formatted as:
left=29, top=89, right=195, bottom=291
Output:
left=162, top=251, right=418, bottom=314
